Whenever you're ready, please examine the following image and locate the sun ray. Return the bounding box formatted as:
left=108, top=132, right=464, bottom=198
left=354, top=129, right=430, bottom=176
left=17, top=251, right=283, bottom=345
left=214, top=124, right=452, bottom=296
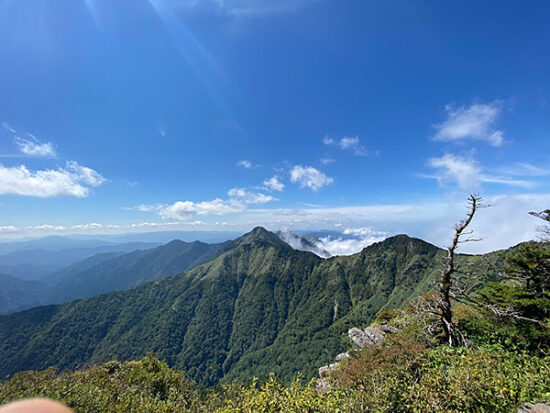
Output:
left=84, top=0, right=100, bottom=29
left=147, top=0, right=229, bottom=112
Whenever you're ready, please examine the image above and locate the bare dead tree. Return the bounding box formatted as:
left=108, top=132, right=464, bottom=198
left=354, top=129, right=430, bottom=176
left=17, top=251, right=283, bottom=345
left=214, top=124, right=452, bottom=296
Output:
left=439, top=194, right=481, bottom=346
left=529, top=209, right=550, bottom=241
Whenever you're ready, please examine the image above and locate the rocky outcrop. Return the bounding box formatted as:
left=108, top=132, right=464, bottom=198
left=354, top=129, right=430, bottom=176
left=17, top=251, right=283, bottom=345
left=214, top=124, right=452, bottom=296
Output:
left=348, top=326, right=385, bottom=349
left=335, top=351, right=350, bottom=362
left=315, top=324, right=398, bottom=393
left=318, top=363, right=340, bottom=378
left=518, top=404, right=550, bottom=413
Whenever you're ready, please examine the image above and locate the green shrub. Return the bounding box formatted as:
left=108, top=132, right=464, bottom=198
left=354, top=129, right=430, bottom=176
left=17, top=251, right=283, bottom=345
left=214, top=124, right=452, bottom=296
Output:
left=0, top=355, right=203, bottom=413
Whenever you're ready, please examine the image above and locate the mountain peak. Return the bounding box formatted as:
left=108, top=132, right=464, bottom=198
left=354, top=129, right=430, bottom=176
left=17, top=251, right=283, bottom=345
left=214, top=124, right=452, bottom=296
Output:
left=237, top=227, right=288, bottom=248
left=363, top=233, right=440, bottom=256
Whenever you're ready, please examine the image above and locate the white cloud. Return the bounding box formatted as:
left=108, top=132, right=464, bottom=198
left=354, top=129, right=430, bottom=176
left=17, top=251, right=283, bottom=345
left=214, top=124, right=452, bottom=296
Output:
left=428, top=154, right=535, bottom=190
left=65, top=161, right=106, bottom=187
left=1, top=122, right=16, bottom=134
left=15, top=136, right=56, bottom=158
left=130, top=220, right=204, bottom=228
left=263, top=176, right=284, bottom=192
left=159, top=199, right=245, bottom=220
left=134, top=203, right=166, bottom=212
left=428, top=154, right=482, bottom=190
left=422, top=193, right=550, bottom=254
left=221, top=193, right=550, bottom=253
left=433, top=101, right=504, bottom=146
left=237, top=159, right=255, bottom=169
left=135, top=186, right=276, bottom=222
left=338, top=136, right=359, bottom=149
left=316, top=233, right=387, bottom=256
left=480, top=175, right=534, bottom=189
left=71, top=223, right=103, bottom=230
left=0, top=225, right=18, bottom=233
left=0, top=161, right=106, bottom=197
left=498, top=163, right=550, bottom=177
left=323, top=136, right=335, bottom=145
left=228, top=187, right=275, bottom=204
left=320, top=158, right=334, bottom=165
left=290, top=165, right=333, bottom=191
left=324, top=135, right=367, bottom=156
left=303, top=226, right=388, bottom=256
left=343, top=227, right=384, bottom=237
left=33, top=224, right=67, bottom=231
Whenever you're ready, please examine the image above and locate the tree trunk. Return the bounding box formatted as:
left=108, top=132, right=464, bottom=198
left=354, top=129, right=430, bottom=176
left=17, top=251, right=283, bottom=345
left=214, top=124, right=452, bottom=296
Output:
left=440, top=195, right=479, bottom=346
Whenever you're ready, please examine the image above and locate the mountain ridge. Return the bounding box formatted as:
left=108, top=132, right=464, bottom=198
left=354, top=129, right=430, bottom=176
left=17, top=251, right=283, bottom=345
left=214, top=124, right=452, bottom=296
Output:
left=0, top=228, right=504, bottom=385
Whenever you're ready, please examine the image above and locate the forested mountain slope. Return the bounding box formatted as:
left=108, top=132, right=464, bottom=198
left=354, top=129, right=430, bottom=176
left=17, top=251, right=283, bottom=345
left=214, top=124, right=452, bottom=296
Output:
left=0, top=239, right=233, bottom=313
left=0, top=228, right=503, bottom=385
left=0, top=242, right=160, bottom=281
left=0, top=273, right=47, bottom=314
left=46, top=239, right=232, bottom=304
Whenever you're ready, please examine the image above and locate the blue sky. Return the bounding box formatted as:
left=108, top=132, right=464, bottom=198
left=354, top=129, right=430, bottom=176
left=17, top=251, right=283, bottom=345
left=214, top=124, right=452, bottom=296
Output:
left=1, top=0, right=549, bottom=253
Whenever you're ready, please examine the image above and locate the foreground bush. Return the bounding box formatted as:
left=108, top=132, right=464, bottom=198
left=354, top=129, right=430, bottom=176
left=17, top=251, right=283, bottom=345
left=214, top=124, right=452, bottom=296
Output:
left=2, top=346, right=548, bottom=413
left=214, top=377, right=357, bottom=413
left=333, top=336, right=550, bottom=412
left=0, top=355, right=203, bottom=413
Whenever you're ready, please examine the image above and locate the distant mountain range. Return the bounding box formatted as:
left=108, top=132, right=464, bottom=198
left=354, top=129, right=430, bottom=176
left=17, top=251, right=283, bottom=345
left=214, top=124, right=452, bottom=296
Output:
left=0, top=227, right=504, bottom=385
left=0, top=230, right=336, bottom=314
left=0, top=242, right=161, bottom=281
left=0, top=273, right=47, bottom=313
left=45, top=239, right=233, bottom=304
left=0, top=238, right=234, bottom=313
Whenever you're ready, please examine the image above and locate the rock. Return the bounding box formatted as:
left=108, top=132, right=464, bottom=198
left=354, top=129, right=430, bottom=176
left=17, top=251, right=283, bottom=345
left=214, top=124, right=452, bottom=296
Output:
left=379, top=324, right=398, bottom=334
left=348, top=327, right=370, bottom=348
left=518, top=404, right=550, bottom=413
left=318, top=362, right=339, bottom=378
left=364, top=327, right=385, bottom=345
left=315, top=377, right=331, bottom=394
left=348, top=327, right=385, bottom=349
left=335, top=351, right=350, bottom=362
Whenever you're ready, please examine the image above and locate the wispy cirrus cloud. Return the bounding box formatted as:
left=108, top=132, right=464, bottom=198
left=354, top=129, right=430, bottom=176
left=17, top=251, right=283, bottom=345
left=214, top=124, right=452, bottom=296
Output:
left=427, top=154, right=535, bottom=190
left=433, top=101, right=504, bottom=146
left=0, top=161, right=106, bottom=197
left=15, top=136, right=56, bottom=158
left=1, top=122, right=16, bottom=134
left=1, top=123, right=56, bottom=158
left=171, top=0, right=320, bottom=17
left=497, top=162, right=550, bottom=177
left=236, top=159, right=257, bottom=169
left=290, top=165, right=333, bottom=191
left=323, top=135, right=367, bottom=156
left=227, top=187, right=275, bottom=204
